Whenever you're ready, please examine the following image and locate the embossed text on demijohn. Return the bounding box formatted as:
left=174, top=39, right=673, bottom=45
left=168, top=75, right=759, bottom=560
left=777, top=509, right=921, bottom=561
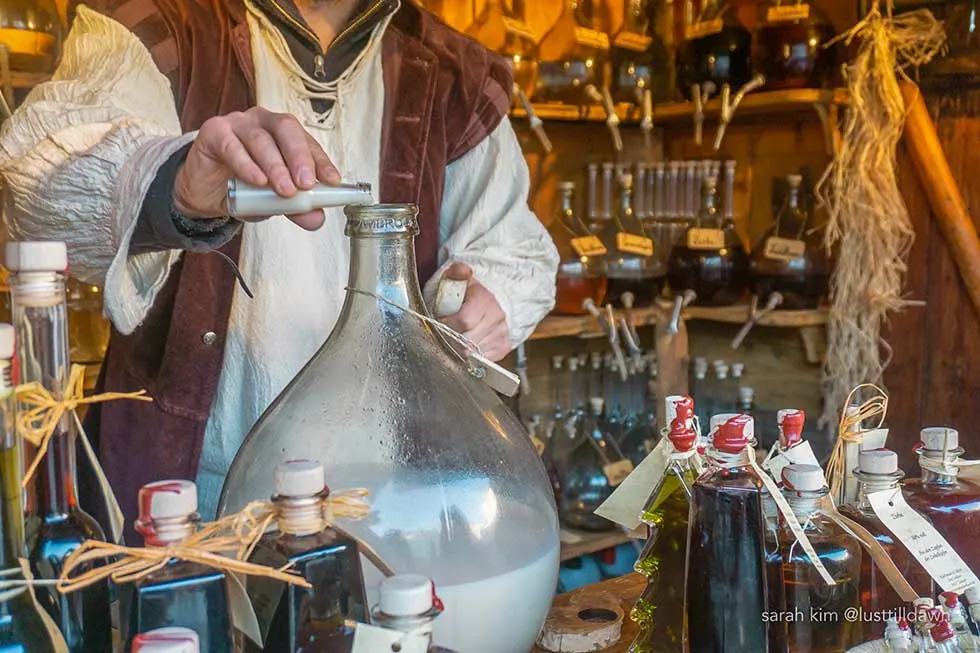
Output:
left=344, top=204, right=420, bottom=237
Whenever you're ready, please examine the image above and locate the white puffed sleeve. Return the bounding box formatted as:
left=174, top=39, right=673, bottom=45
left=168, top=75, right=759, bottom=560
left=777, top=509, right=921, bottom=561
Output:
left=0, top=6, right=192, bottom=335
left=423, top=117, right=559, bottom=347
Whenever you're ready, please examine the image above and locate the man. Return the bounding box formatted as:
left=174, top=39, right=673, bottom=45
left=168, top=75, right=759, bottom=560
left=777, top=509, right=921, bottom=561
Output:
left=0, top=0, right=557, bottom=523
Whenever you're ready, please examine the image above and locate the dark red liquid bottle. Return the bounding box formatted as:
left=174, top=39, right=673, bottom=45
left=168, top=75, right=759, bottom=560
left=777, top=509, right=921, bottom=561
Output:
left=675, top=0, right=752, bottom=101
left=752, top=0, right=840, bottom=90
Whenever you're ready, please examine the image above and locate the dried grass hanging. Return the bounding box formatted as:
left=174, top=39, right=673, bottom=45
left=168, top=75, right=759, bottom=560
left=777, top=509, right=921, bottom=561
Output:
left=815, top=2, right=945, bottom=428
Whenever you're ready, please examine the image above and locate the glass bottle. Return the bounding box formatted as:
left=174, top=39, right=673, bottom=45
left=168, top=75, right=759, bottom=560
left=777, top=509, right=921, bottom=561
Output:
left=611, top=0, right=666, bottom=107
left=132, top=627, right=201, bottom=653
left=602, top=172, right=665, bottom=308
left=750, top=174, right=831, bottom=310
left=771, top=464, right=862, bottom=652
left=551, top=181, right=609, bottom=316
left=903, top=427, right=980, bottom=573
left=0, top=323, right=55, bottom=651
left=226, top=180, right=373, bottom=219
left=465, top=0, right=538, bottom=99
left=667, top=174, right=749, bottom=306
left=0, top=0, right=62, bottom=73
left=644, top=0, right=678, bottom=102
left=5, top=241, right=112, bottom=653
left=630, top=395, right=699, bottom=653
left=121, top=480, right=233, bottom=652
left=219, top=205, right=559, bottom=653
left=933, top=616, right=968, bottom=653
left=675, top=0, right=752, bottom=101
left=752, top=0, right=840, bottom=90
left=370, top=575, right=455, bottom=653
left=838, top=448, right=934, bottom=643
left=66, top=278, right=109, bottom=374
left=686, top=413, right=784, bottom=652
left=542, top=356, right=566, bottom=510
left=939, top=592, right=978, bottom=652
left=884, top=617, right=913, bottom=653
left=244, top=460, right=367, bottom=653
left=534, top=0, right=612, bottom=104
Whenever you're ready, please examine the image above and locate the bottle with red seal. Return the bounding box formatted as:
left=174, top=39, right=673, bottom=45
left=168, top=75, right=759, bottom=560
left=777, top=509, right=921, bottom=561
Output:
left=371, top=575, right=456, bottom=652
left=933, top=608, right=968, bottom=653
left=630, top=395, right=700, bottom=652
left=120, top=480, right=233, bottom=652
left=132, top=627, right=200, bottom=653
left=939, top=591, right=978, bottom=650
left=685, top=413, right=786, bottom=652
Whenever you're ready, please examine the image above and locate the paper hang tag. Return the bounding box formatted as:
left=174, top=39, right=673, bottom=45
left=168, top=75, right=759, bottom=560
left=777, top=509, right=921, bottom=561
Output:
left=227, top=572, right=263, bottom=647
left=604, top=459, right=635, bottom=487
left=595, top=437, right=671, bottom=530
left=433, top=278, right=468, bottom=318
left=766, top=4, right=811, bottom=23
left=616, top=232, right=655, bottom=257
left=685, top=18, right=724, bottom=40
left=763, top=441, right=821, bottom=485
left=763, top=236, right=807, bottom=261
left=466, top=352, right=520, bottom=397
left=867, top=490, right=980, bottom=594
left=352, top=624, right=429, bottom=653
left=613, top=31, right=654, bottom=52
left=686, top=228, right=725, bottom=250
left=571, top=235, right=608, bottom=258
left=574, top=26, right=610, bottom=50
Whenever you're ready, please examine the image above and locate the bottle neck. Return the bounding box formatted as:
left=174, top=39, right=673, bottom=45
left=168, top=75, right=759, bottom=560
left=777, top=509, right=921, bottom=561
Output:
left=697, top=187, right=720, bottom=227
left=274, top=495, right=328, bottom=537
left=140, top=516, right=198, bottom=548
left=373, top=611, right=435, bottom=643
left=347, top=233, right=426, bottom=314
left=856, top=477, right=901, bottom=508
left=784, top=492, right=822, bottom=521
left=920, top=450, right=960, bottom=485
left=0, top=361, right=23, bottom=568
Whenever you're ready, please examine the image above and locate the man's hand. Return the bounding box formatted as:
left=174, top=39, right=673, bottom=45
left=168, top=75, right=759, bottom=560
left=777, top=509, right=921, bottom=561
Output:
left=174, top=107, right=340, bottom=231
left=439, top=263, right=511, bottom=362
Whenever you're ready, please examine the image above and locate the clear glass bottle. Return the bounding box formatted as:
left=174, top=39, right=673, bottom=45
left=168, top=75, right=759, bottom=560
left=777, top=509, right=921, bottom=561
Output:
left=0, top=1, right=62, bottom=73
left=371, top=575, right=455, bottom=653
left=750, top=174, right=831, bottom=310
left=933, top=616, right=968, bottom=653
left=939, top=592, right=978, bottom=652
left=902, top=427, right=980, bottom=573
left=219, top=205, right=559, bottom=653
left=771, top=464, right=862, bottom=652
left=631, top=395, right=699, bottom=652
left=601, top=172, right=665, bottom=308
left=6, top=241, right=112, bottom=653
left=244, top=460, right=367, bottom=653
left=838, top=448, right=934, bottom=643
left=675, top=0, right=752, bottom=101
left=686, top=413, right=784, bottom=652
left=65, top=278, right=110, bottom=368
left=121, top=480, right=233, bottom=652
left=752, top=0, right=840, bottom=90
left=132, top=627, right=201, bottom=653
left=534, top=0, right=612, bottom=104
left=465, top=0, right=538, bottom=99
left=551, top=181, right=609, bottom=316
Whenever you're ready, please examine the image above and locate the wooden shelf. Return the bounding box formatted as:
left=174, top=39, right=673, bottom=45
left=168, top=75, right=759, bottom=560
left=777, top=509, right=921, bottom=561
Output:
left=8, top=71, right=51, bottom=89
left=560, top=526, right=645, bottom=562
left=530, top=302, right=829, bottom=341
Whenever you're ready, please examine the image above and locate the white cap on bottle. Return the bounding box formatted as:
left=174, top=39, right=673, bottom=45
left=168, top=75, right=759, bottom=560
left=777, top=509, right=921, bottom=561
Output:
left=859, top=449, right=899, bottom=475
left=912, top=597, right=935, bottom=610
left=0, top=324, right=14, bottom=360
left=275, top=460, right=325, bottom=498
left=379, top=575, right=436, bottom=617
left=138, top=480, right=197, bottom=522
left=589, top=397, right=604, bottom=415
left=132, top=628, right=200, bottom=653
left=920, top=427, right=958, bottom=451
left=709, top=413, right=754, bottom=441
left=739, top=386, right=754, bottom=402
left=4, top=241, right=67, bottom=273
left=781, top=464, right=826, bottom=492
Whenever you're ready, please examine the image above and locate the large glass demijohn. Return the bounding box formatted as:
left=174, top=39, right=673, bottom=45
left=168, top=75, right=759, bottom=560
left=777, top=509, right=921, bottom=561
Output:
left=218, top=204, right=560, bottom=653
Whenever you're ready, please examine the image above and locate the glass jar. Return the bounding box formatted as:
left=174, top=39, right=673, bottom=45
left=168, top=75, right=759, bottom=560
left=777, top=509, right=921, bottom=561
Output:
left=219, top=205, right=560, bottom=653
left=534, top=0, right=612, bottom=104
left=752, top=0, right=839, bottom=90
left=0, top=0, right=61, bottom=73
left=465, top=0, right=538, bottom=99
left=551, top=181, right=609, bottom=315
left=611, top=0, right=659, bottom=105
left=675, top=0, right=752, bottom=101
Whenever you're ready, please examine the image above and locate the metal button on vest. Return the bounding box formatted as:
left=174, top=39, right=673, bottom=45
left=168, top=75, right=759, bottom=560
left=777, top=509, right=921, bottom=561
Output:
left=202, top=331, right=217, bottom=346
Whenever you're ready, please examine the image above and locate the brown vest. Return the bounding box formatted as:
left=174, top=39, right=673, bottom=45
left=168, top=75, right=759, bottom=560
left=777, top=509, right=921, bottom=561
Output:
left=73, top=0, right=512, bottom=531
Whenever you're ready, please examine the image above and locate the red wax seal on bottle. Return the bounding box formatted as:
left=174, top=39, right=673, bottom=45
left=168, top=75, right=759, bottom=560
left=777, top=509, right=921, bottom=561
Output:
left=778, top=409, right=805, bottom=449
left=941, top=591, right=960, bottom=609
left=668, top=396, right=697, bottom=452
left=930, top=615, right=956, bottom=643
left=713, top=414, right=753, bottom=453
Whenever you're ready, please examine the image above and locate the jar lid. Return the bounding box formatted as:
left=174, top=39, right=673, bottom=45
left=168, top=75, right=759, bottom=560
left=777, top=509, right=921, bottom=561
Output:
left=4, top=241, right=67, bottom=272
left=138, top=480, right=197, bottom=522
left=132, top=627, right=200, bottom=653
left=781, top=464, right=825, bottom=492
left=777, top=409, right=805, bottom=448
left=713, top=415, right=753, bottom=453
left=859, top=448, right=898, bottom=475
left=275, top=459, right=326, bottom=498
left=379, top=574, right=437, bottom=617
left=343, top=204, right=419, bottom=237
left=920, top=427, right=958, bottom=451
left=0, top=324, right=14, bottom=360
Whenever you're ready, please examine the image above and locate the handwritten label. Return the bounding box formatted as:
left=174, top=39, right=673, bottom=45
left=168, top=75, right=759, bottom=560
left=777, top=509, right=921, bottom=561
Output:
left=766, top=4, right=811, bottom=23
left=764, top=441, right=821, bottom=486
left=868, top=490, right=980, bottom=594
left=616, top=232, right=655, bottom=257
left=352, top=624, right=429, bottom=653
left=501, top=16, right=536, bottom=41
left=685, top=19, right=724, bottom=40
left=764, top=236, right=807, bottom=261
left=595, top=438, right=670, bottom=529
left=604, top=459, right=635, bottom=487
left=686, top=228, right=725, bottom=250
left=571, top=235, right=608, bottom=257
left=575, top=26, right=611, bottom=50
left=614, top=31, right=654, bottom=52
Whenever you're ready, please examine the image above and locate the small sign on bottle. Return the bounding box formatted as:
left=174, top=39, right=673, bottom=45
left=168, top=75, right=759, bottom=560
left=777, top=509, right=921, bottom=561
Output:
left=685, top=19, right=724, bottom=40
left=604, top=459, right=635, bottom=487
left=616, top=232, right=655, bottom=257
left=763, top=236, right=807, bottom=261
left=571, top=235, right=608, bottom=258
left=501, top=17, right=536, bottom=42
left=613, top=31, right=654, bottom=52
left=352, top=624, right=428, bottom=653
left=686, top=228, right=725, bottom=250
left=766, top=4, right=811, bottom=23
left=575, top=26, right=611, bottom=50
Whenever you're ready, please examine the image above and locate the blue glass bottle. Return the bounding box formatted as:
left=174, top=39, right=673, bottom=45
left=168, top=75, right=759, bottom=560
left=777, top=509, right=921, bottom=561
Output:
left=245, top=460, right=366, bottom=652
left=120, top=480, right=232, bottom=652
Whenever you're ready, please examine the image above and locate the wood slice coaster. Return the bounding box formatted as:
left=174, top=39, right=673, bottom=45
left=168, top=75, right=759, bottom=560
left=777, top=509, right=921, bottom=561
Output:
left=536, top=591, right=625, bottom=652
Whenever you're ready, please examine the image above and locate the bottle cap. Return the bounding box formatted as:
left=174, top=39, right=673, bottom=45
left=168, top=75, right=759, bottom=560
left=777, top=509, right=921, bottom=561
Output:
left=731, top=362, right=745, bottom=378
left=666, top=397, right=696, bottom=453
left=379, top=575, right=438, bottom=617
left=275, top=459, right=326, bottom=498
left=138, top=480, right=197, bottom=523
left=709, top=413, right=742, bottom=438
left=4, top=241, right=68, bottom=273
left=940, top=591, right=960, bottom=609
left=132, top=628, right=200, bottom=653
left=713, top=415, right=753, bottom=453
left=966, top=585, right=980, bottom=605
left=664, top=395, right=694, bottom=429
left=913, top=597, right=935, bottom=611
left=0, top=324, right=14, bottom=360
left=589, top=397, right=604, bottom=415
left=738, top=386, right=754, bottom=402
left=859, top=448, right=899, bottom=475
left=778, top=409, right=805, bottom=448
left=920, top=427, right=958, bottom=451
left=557, top=181, right=575, bottom=192
left=787, top=174, right=802, bottom=188
left=931, top=615, right=956, bottom=643
left=781, top=464, right=826, bottom=493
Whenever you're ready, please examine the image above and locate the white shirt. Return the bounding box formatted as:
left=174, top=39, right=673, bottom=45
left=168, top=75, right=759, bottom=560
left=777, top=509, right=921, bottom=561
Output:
left=0, top=6, right=558, bottom=517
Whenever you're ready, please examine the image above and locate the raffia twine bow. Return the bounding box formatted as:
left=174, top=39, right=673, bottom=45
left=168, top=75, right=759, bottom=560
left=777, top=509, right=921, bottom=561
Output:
left=826, top=383, right=889, bottom=499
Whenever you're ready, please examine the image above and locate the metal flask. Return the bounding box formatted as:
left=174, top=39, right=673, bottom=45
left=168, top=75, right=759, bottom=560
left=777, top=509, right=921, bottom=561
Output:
left=218, top=204, right=560, bottom=653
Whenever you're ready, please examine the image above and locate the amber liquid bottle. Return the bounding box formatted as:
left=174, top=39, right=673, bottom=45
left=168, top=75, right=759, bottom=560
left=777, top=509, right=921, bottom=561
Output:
left=0, top=1, right=62, bottom=73
left=552, top=180, right=609, bottom=315
left=534, top=0, right=611, bottom=104
left=771, top=464, right=862, bottom=652
left=611, top=0, right=657, bottom=105
left=6, top=241, right=112, bottom=653
left=465, top=0, right=538, bottom=98
left=838, top=448, right=934, bottom=642
left=752, top=0, right=839, bottom=90
left=630, top=395, right=699, bottom=653
left=903, top=427, right=980, bottom=574
left=675, top=0, right=752, bottom=101
left=244, top=460, right=367, bottom=653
